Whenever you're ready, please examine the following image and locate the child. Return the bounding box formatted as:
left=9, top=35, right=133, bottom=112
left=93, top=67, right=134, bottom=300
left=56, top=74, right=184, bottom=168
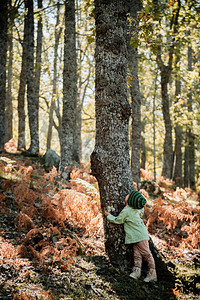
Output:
left=105, top=190, right=157, bottom=282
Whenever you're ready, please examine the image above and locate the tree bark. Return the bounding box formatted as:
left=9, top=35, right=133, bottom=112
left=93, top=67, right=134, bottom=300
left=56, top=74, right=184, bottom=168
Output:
left=5, top=0, right=14, bottom=143
left=0, top=0, right=8, bottom=149
left=184, top=136, right=189, bottom=187
left=91, top=0, right=133, bottom=268
left=141, top=127, right=146, bottom=170
left=158, top=61, right=173, bottom=179
left=173, top=52, right=182, bottom=187
left=33, top=0, right=43, bottom=151
left=26, top=0, right=39, bottom=155
left=18, top=2, right=27, bottom=150
left=46, top=1, right=61, bottom=151
left=152, top=74, right=158, bottom=181
left=187, top=42, right=195, bottom=190
left=156, top=1, right=180, bottom=179
left=128, top=0, right=142, bottom=184
left=60, top=0, right=77, bottom=179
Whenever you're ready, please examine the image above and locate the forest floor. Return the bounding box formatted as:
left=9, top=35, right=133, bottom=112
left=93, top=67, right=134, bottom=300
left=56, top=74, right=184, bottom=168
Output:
left=0, top=142, right=200, bottom=300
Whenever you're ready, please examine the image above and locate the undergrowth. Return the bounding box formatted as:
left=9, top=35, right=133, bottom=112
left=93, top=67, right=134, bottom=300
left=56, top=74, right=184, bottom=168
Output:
left=0, top=142, right=199, bottom=299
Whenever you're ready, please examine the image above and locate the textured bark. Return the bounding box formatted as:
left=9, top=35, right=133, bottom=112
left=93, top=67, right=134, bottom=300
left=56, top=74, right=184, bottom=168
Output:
left=128, top=0, right=142, bottom=184
left=91, top=0, right=133, bottom=268
left=71, top=0, right=80, bottom=164
left=187, top=44, right=195, bottom=190
left=173, top=53, right=182, bottom=187
left=141, top=135, right=146, bottom=170
left=60, top=0, right=77, bottom=179
left=5, top=0, right=14, bottom=142
left=184, top=138, right=189, bottom=187
left=188, top=132, right=195, bottom=190
left=159, top=64, right=173, bottom=179
left=184, top=42, right=195, bottom=190
left=184, top=131, right=195, bottom=190
left=18, top=2, right=27, bottom=150
left=33, top=0, right=43, bottom=151
left=26, top=0, right=39, bottom=154
left=0, top=0, right=8, bottom=149
left=46, top=2, right=61, bottom=151
left=152, top=74, right=158, bottom=181
left=174, top=123, right=182, bottom=186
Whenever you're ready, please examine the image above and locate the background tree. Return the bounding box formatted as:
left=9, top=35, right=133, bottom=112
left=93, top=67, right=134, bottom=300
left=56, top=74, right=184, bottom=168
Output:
left=0, top=0, right=8, bottom=149
left=156, top=0, right=181, bottom=179
left=5, top=0, right=15, bottom=143
left=184, top=33, right=196, bottom=190
left=46, top=1, right=62, bottom=151
left=127, top=0, right=143, bottom=184
left=60, top=0, right=77, bottom=179
left=33, top=0, right=43, bottom=151
left=17, top=1, right=28, bottom=150
left=26, top=0, right=39, bottom=154
left=173, top=46, right=182, bottom=187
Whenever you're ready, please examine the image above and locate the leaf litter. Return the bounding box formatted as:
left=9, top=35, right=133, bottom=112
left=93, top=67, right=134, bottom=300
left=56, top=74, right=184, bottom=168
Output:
left=0, top=150, right=199, bottom=299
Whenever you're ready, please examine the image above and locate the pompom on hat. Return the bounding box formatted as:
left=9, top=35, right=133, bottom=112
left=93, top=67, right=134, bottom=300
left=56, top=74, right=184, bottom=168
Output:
left=127, top=190, right=147, bottom=209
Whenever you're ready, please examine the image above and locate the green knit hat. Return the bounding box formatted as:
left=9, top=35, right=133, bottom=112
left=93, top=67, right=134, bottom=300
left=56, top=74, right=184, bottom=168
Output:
left=127, top=190, right=147, bottom=209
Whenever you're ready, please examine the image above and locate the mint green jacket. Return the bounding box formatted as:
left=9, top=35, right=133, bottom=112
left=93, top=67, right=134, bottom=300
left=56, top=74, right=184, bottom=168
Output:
left=107, top=205, right=149, bottom=244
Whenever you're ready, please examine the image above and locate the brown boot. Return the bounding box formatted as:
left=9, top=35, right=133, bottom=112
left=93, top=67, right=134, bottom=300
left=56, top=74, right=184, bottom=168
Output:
left=129, top=267, right=141, bottom=280
left=144, top=268, right=157, bottom=282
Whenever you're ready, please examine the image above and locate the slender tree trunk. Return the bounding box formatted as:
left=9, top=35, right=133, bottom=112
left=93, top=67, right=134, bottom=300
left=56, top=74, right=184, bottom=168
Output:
left=26, top=0, right=39, bottom=154
left=33, top=0, right=42, bottom=151
left=156, top=1, right=180, bottom=179
left=91, top=0, right=133, bottom=267
left=0, top=0, right=8, bottom=149
left=160, top=65, right=173, bottom=179
left=76, top=0, right=83, bottom=161
left=18, top=2, right=28, bottom=150
left=60, top=0, right=77, bottom=179
left=173, top=52, right=182, bottom=187
left=128, top=0, right=142, bottom=184
left=141, top=121, right=146, bottom=170
left=72, top=0, right=80, bottom=164
left=152, top=73, right=158, bottom=181
left=5, top=0, right=14, bottom=142
left=186, top=41, right=195, bottom=190
left=184, top=136, right=189, bottom=187
left=46, top=1, right=61, bottom=151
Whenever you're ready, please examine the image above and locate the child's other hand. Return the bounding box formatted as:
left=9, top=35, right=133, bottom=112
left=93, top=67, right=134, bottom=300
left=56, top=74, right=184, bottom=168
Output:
left=105, top=212, right=110, bottom=217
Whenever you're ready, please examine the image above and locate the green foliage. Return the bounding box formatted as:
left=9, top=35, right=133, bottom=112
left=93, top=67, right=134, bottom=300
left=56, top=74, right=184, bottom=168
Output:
left=5, top=0, right=200, bottom=186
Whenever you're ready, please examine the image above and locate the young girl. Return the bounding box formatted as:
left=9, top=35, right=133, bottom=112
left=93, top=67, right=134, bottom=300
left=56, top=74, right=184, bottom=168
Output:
left=105, top=190, right=157, bottom=282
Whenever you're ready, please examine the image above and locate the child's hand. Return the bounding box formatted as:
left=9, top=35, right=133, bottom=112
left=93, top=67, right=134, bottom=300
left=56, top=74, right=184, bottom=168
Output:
left=105, top=212, right=110, bottom=217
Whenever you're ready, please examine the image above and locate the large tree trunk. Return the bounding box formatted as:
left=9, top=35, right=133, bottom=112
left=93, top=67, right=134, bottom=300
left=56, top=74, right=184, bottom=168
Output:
left=18, top=2, right=28, bottom=150
left=91, top=0, right=175, bottom=281
left=173, top=52, right=182, bottom=187
left=5, top=0, right=14, bottom=143
left=60, top=0, right=77, bottom=179
left=26, top=0, right=39, bottom=155
left=128, top=0, right=142, bottom=184
left=46, top=1, right=61, bottom=151
left=0, top=0, right=8, bottom=149
left=91, top=0, right=133, bottom=268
